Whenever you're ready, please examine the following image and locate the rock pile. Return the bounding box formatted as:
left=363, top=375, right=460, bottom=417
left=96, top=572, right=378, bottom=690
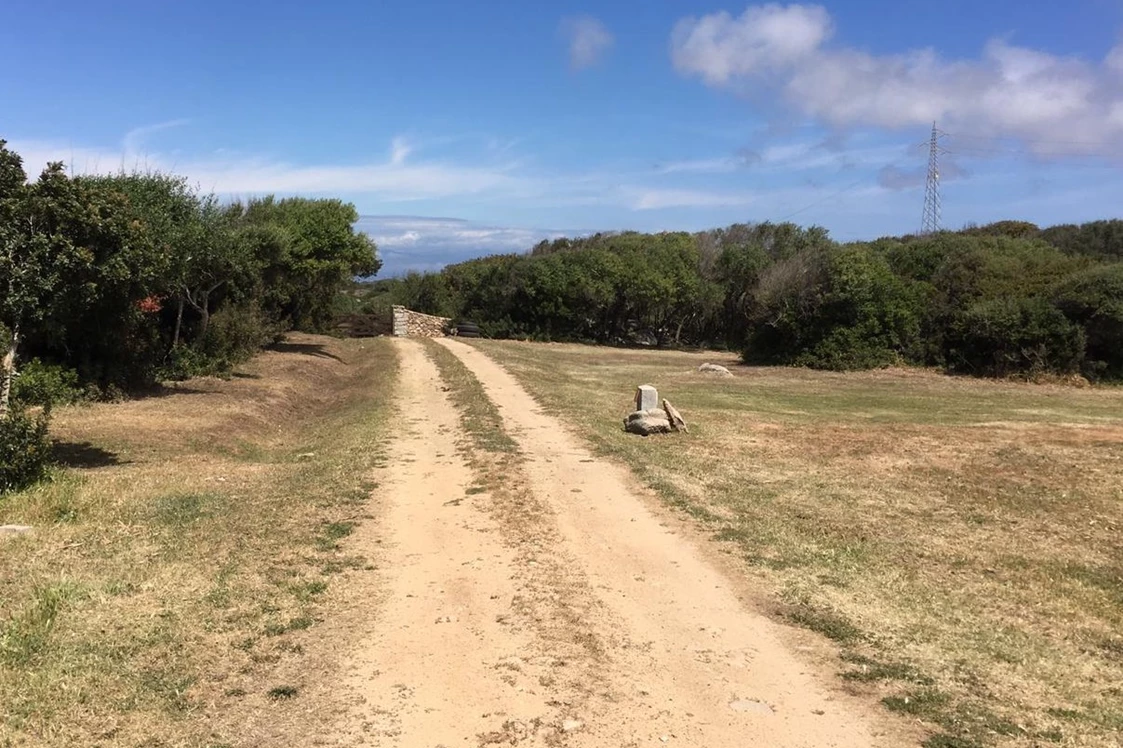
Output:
left=392, top=306, right=451, bottom=338
left=624, top=385, right=688, bottom=436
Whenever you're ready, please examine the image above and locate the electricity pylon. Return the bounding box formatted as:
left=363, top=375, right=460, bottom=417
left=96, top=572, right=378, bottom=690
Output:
left=920, top=122, right=948, bottom=235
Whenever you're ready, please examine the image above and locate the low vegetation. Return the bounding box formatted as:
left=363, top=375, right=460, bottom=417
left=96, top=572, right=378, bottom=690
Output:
left=0, top=334, right=397, bottom=745
left=374, top=219, right=1123, bottom=383
left=477, top=339, right=1123, bottom=747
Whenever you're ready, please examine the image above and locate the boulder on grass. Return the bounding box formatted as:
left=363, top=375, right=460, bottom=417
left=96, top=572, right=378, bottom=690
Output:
left=662, top=399, right=688, bottom=433
left=697, top=363, right=733, bottom=377
left=624, top=409, right=672, bottom=436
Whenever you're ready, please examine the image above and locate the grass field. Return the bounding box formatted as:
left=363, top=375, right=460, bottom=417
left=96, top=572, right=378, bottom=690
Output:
left=0, top=334, right=397, bottom=747
left=474, top=340, right=1123, bottom=748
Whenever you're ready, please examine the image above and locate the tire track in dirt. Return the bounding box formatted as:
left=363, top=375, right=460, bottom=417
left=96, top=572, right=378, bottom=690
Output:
left=335, top=341, right=557, bottom=746
left=433, top=337, right=912, bottom=747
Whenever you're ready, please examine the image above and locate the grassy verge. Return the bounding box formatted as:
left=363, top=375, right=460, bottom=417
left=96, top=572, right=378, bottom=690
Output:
left=423, top=341, right=517, bottom=456
left=473, top=339, right=1123, bottom=748
left=0, top=334, right=397, bottom=746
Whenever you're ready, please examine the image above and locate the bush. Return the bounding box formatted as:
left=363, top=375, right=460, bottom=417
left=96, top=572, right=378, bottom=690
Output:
left=945, top=297, right=1085, bottom=378
left=160, top=345, right=214, bottom=381
left=162, top=305, right=280, bottom=380
left=197, top=305, right=279, bottom=371
left=1053, top=264, right=1123, bottom=380
left=744, top=246, right=921, bottom=370
left=0, top=409, right=53, bottom=493
left=11, top=360, right=88, bottom=407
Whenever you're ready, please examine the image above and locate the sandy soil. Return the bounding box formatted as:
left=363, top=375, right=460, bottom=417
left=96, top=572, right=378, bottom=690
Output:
left=334, top=338, right=910, bottom=747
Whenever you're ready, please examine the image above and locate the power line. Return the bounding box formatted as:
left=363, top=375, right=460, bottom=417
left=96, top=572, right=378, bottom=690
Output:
left=775, top=175, right=872, bottom=221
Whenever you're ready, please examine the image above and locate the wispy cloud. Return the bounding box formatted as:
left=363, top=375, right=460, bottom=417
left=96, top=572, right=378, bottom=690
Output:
left=389, top=136, right=412, bottom=166
left=10, top=133, right=528, bottom=201
left=671, top=4, right=1123, bottom=156
left=561, top=16, right=614, bottom=70
left=629, top=187, right=760, bottom=210
left=878, top=158, right=969, bottom=190
left=122, top=119, right=190, bottom=157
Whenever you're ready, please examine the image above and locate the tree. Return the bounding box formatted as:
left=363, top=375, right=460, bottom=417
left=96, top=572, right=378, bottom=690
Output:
left=0, top=149, right=96, bottom=415
left=238, top=197, right=380, bottom=331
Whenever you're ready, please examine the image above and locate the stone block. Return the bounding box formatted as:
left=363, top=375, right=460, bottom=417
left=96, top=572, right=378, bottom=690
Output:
left=635, top=385, right=659, bottom=412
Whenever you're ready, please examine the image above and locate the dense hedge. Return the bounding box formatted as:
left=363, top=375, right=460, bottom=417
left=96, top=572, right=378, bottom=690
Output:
left=371, top=219, right=1123, bottom=381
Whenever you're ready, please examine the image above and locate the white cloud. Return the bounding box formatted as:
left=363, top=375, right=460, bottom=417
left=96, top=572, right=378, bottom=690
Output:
left=671, top=4, right=831, bottom=85
left=630, top=187, right=759, bottom=210
left=671, top=4, right=1123, bottom=155
left=657, top=156, right=743, bottom=174
left=389, top=136, right=412, bottom=166
left=562, top=16, right=614, bottom=70
left=356, top=215, right=571, bottom=275
left=122, top=119, right=189, bottom=157
left=10, top=134, right=526, bottom=201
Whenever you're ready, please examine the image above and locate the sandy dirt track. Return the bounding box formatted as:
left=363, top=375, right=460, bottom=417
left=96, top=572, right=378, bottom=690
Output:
left=335, top=339, right=908, bottom=747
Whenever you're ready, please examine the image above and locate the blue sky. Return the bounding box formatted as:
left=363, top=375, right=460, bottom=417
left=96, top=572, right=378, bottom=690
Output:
left=3, top=1, right=1123, bottom=275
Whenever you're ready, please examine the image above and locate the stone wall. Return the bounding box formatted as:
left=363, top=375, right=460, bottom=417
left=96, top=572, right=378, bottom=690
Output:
left=392, top=306, right=451, bottom=338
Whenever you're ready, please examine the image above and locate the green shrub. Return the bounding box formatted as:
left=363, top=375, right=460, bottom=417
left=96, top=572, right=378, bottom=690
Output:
left=160, top=345, right=213, bottom=381
left=1053, top=264, right=1123, bottom=380
left=744, top=245, right=921, bottom=370
left=198, top=305, right=280, bottom=371
left=161, top=305, right=280, bottom=381
left=11, top=360, right=88, bottom=407
left=945, top=297, right=1086, bottom=378
left=0, top=409, right=53, bottom=493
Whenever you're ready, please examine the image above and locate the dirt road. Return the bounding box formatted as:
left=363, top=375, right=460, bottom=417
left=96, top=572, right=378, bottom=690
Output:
left=335, top=339, right=906, bottom=747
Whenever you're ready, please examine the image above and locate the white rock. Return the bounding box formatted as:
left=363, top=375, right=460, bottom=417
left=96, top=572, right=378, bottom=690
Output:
left=635, top=385, right=659, bottom=412
left=698, top=363, right=733, bottom=377
left=0, top=525, right=32, bottom=536
left=730, top=698, right=774, bottom=715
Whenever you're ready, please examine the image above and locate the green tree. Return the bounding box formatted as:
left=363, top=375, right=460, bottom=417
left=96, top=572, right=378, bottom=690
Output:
left=1053, top=264, right=1123, bottom=379
left=238, top=197, right=380, bottom=331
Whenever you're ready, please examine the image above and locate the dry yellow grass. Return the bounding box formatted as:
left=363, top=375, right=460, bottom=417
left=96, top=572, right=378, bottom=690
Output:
left=0, top=334, right=397, bottom=747
left=475, top=340, right=1123, bottom=748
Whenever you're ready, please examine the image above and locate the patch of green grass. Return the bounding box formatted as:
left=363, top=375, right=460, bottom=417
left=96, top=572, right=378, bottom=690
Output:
left=151, top=491, right=221, bottom=527
left=0, top=581, right=80, bottom=667
left=267, top=685, right=298, bottom=700
left=922, top=735, right=982, bottom=748
left=315, top=520, right=356, bottom=551
left=784, top=603, right=863, bottom=644
left=289, top=579, right=328, bottom=601
left=883, top=688, right=951, bottom=718
left=840, top=653, right=934, bottom=685
left=264, top=615, right=314, bottom=637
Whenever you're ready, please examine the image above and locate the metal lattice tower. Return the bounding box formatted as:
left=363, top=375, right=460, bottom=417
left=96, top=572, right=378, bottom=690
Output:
left=920, top=122, right=946, bottom=235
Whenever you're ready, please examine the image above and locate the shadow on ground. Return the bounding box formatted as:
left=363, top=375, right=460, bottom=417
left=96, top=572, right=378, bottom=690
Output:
left=269, top=341, right=344, bottom=362
left=52, top=441, right=126, bottom=469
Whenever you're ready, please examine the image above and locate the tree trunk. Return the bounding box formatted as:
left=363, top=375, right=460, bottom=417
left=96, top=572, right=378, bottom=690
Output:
left=0, top=324, right=20, bottom=419
left=675, top=316, right=688, bottom=345
left=197, top=291, right=211, bottom=340
left=172, top=295, right=184, bottom=349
